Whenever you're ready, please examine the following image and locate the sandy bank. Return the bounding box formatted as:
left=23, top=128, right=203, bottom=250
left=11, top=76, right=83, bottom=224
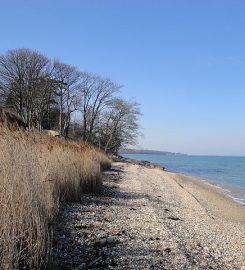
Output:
left=171, top=171, right=245, bottom=224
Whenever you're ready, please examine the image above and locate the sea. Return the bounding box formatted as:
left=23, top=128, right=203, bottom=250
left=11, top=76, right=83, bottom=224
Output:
left=122, top=154, right=245, bottom=205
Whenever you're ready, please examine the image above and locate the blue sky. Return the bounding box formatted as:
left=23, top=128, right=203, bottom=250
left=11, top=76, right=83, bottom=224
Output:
left=1, top=0, right=245, bottom=155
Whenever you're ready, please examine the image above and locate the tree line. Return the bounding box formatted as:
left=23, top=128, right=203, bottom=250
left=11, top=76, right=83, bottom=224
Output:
left=0, top=48, right=141, bottom=154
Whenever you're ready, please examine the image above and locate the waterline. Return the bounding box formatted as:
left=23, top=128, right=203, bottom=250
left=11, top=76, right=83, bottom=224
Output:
left=122, top=154, right=245, bottom=205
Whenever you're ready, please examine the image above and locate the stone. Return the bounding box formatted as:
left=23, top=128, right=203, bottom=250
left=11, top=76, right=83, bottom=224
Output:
left=95, top=236, right=118, bottom=248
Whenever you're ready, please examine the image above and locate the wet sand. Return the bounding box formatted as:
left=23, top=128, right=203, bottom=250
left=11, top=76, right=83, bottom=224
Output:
left=170, top=171, right=245, bottom=223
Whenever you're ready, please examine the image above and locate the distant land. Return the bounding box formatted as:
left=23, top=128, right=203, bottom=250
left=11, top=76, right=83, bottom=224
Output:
left=119, top=149, right=187, bottom=156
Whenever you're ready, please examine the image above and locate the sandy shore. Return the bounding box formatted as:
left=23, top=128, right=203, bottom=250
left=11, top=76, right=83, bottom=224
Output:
left=52, top=160, right=245, bottom=269
left=171, top=171, right=245, bottom=223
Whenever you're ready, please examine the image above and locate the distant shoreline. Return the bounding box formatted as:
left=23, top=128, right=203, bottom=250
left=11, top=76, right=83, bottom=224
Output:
left=119, top=149, right=187, bottom=156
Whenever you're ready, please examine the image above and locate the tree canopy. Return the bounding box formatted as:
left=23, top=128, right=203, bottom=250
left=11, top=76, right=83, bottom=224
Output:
left=0, top=48, right=141, bottom=153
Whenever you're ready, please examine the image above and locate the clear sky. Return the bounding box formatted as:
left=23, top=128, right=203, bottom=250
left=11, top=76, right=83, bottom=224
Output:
left=1, top=0, right=245, bottom=155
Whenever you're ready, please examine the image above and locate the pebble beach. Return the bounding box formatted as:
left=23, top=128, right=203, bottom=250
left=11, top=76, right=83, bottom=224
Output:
left=52, top=160, right=245, bottom=269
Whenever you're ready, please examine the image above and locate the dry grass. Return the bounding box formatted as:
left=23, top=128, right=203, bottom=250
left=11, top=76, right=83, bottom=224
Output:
left=0, top=127, right=111, bottom=269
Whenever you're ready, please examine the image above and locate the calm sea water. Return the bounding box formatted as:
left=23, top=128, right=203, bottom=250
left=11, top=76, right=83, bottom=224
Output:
left=122, top=154, right=245, bottom=204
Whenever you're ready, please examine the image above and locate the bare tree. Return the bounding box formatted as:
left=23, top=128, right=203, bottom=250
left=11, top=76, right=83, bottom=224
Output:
left=79, top=72, right=121, bottom=142
left=97, top=98, right=141, bottom=154
left=0, top=48, right=52, bottom=128
left=53, top=61, right=81, bottom=138
left=0, top=48, right=142, bottom=148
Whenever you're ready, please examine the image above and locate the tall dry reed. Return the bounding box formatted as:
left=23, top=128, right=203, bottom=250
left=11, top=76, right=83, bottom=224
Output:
left=0, top=127, right=111, bottom=269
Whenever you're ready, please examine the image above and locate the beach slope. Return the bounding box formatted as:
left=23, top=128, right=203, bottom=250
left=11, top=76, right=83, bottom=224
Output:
left=53, top=161, right=245, bottom=269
